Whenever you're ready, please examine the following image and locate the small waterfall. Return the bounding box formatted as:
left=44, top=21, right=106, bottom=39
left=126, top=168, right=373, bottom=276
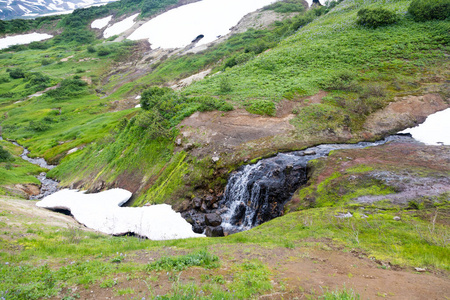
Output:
left=220, top=136, right=411, bottom=233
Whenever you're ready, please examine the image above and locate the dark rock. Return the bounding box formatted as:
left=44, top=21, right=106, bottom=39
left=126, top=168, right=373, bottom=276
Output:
left=205, top=213, right=222, bottom=227
left=192, top=197, right=202, bottom=209
left=205, top=226, right=224, bottom=237
left=200, top=202, right=208, bottom=212
left=192, top=223, right=205, bottom=234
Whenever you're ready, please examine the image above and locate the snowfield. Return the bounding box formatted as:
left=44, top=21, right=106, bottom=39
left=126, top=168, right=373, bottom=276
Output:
left=37, top=189, right=204, bottom=240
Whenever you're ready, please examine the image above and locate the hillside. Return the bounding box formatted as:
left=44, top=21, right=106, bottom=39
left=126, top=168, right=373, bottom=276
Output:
left=0, top=0, right=449, bottom=298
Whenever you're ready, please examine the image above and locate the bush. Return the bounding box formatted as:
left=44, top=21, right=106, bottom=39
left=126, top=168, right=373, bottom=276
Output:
left=8, top=68, right=25, bottom=79
left=0, top=146, right=13, bottom=162
left=46, top=78, right=88, bottom=100
left=320, top=70, right=358, bottom=91
left=219, top=76, right=232, bottom=94
left=246, top=100, right=276, bottom=116
left=356, top=8, right=398, bottom=28
left=408, top=0, right=450, bottom=22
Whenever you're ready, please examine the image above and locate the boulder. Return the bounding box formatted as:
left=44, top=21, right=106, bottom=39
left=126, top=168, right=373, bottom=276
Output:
left=192, top=197, right=202, bottom=209
left=205, top=226, right=224, bottom=237
left=205, top=213, right=222, bottom=227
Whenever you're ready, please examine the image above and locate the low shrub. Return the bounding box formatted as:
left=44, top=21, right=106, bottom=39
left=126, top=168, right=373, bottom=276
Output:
left=8, top=68, right=25, bottom=79
left=320, top=70, right=358, bottom=92
left=408, top=0, right=450, bottom=22
left=246, top=99, right=276, bottom=116
left=356, top=8, right=398, bottom=28
left=0, top=146, right=12, bottom=162
left=145, top=250, right=219, bottom=272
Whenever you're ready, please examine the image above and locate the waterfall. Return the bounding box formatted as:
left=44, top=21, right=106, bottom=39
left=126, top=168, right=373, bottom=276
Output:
left=220, top=136, right=409, bottom=234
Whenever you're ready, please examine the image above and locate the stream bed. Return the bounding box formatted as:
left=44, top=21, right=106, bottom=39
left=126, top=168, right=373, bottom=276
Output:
left=10, top=140, right=59, bottom=199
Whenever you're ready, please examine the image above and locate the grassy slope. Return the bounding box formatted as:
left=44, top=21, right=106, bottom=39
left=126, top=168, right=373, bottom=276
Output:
left=0, top=197, right=448, bottom=299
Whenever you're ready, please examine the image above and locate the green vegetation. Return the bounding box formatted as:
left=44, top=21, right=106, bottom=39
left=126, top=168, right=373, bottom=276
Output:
left=408, top=0, right=450, bottom=22
left=356, top=8, right=398, bottom=28
left=145, top=250, right=219, bottom=271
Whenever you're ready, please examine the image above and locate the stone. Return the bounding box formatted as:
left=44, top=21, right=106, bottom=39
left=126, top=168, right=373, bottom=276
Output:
left=175, top=138, right=182, bottom=146
left=393, top=216, right=401, bottom=221
left=205, top=213, right=222, bottom=227
left=192, top=197, right=202, bottom=209
left=304, top=150, right=316, bottom=155
left=200, top=202, right=208, bottom=212
left=212, top=156, right=220, bottom=163
left=205, top=226, right=224, bottom=237
left=184, top=143, right=194, bottom=151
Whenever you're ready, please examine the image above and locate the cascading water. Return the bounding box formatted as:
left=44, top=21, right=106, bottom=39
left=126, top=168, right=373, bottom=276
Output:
left=10, top=140, right=59, bottom=199
left=220, top=136, right=411, bottom=233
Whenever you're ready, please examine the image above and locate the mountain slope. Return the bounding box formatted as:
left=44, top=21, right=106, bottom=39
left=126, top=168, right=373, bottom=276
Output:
left=0, top=0, right=118, bottom=20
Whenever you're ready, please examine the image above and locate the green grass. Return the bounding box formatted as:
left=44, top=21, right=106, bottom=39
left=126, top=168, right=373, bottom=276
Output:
left=145, top=250, right=219, bottom=272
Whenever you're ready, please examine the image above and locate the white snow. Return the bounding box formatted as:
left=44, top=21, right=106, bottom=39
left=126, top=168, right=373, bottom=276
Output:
left=128, top=0, right=278, bottom=49
left=399, top=108, right=450, bottom=145
left=37, top=189, right=204, bottom=240
left=91, top=15, right=112, bottom=29
left=0, top=32, right=53, bottom=50
left=103, top=13, right=139, bottom=38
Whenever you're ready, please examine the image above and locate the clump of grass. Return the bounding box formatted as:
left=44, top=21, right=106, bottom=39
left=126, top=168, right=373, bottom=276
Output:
left=320, top=286, right=360, bottom=299
left=145, top=250, right=219, bottom=272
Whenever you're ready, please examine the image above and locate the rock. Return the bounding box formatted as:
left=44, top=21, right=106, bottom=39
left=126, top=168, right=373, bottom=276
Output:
left=192, top=197, right=202, bottom=209
left=336, top=212, right=353, bottom=218
left=205, top=226, right=224, bottom=237
left=414, top=267, right=426, bottom=272
left=304, top=150, right=316, bottom=155
left=200, top=201, right=208, bottom=212
left=205, top=213, right=222, bottom=227
left=212, top=156, right=220, bottom=163
left=393, top=216, right=401, bottom=221
left=175, top=138, right=182, bottom=146
left=184, top=143, right=194, bottom=151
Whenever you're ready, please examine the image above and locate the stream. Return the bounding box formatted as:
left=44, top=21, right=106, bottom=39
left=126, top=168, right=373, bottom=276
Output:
left=8, top=139, right=59, bottom=199
left=219, top=135, right=415, bottom=233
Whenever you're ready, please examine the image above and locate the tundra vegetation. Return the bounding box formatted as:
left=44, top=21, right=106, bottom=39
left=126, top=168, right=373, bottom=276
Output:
left=0, top=0, right=449, bottom=298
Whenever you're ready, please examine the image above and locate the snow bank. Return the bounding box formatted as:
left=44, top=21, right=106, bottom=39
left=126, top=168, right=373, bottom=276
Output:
left=91, top=15, right=112, bottom=29
left=103, top=13, right=139, bottom=38
left=128, top=0, right=277, bottom=48
left=37, top=189, right=204, bottom=240
left=399, top=108, right=450, bottom=145
left=0, top=33, right=53, bottom=50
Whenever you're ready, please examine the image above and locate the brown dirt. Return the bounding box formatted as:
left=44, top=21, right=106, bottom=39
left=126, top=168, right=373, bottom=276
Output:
left=177, top=108, right=296, bottom=156
left=53, top=244, right=450, bottom=300
left=0, top=197, right=92, bottom=233
left=363, top=93, right=448, bottom=137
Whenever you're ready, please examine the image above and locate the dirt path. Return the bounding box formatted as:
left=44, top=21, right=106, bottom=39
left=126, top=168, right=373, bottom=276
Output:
left=0, top=197, right=91, bottom=232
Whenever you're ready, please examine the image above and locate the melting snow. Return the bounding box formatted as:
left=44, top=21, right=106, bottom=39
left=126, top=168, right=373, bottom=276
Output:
left=37, top=189, right=204, bottom=240
left=399, top=108, right=450, bottom=145
left=128, top=0, right=278, bottom=48
left=0, top=32, right=53, bottom=50
left=103, top=13, right=138, bottom=38
left=91, top=15, right=112, bottom=29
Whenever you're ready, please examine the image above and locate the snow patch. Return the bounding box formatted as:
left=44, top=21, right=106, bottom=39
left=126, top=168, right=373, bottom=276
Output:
left=128, top=0, right=277, bottom=48
left=103, top=13, right=138, bottom=38
left=37, top=189, right=204, bottom=240
left=0, top=33, right=53, bottom=50
left=399, top=108, right=450, bottom=145
left=91, top=15, right=112, bottom=29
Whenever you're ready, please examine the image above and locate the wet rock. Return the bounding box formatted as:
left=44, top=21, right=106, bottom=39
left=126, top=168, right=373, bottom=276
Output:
left=304, top=150, right=316, bottom=155
left=205, top=213, right=222, bottom=227
left=205, top=226, right=224, bottom=237
left=192, top=197, right=202, bottom=209
left=91, top=180, right=105, bottom=192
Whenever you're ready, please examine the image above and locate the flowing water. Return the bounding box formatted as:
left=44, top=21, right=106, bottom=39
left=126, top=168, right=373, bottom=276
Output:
left=220, top=135, right=414, bottom=233
left=9, top=140, right=59, bottom=199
